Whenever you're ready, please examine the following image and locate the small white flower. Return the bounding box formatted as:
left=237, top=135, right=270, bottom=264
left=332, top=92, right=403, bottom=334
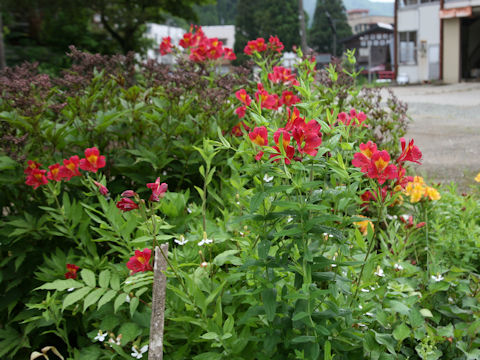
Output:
left=67, top=287, right=75, bottom=292
left=94, top=330, right=107, bottom=342
left=263, top=174, right=274, bottom=182
left=174, top=235, right=188, bottom=245
left=448, top=297, right=454, bottom=303
left=287, top=216, right=293, bottom=223
left=125, top=280, right=132, bottom=284
left=126, top=294, right=131, bottom=303
left=200, top=261, right=209, bottom=268
left=131, top=345, right=149, bottom=359
left=365, top=312, right=374, bottom=317
left=374, top=266, right=385, bottom=277
left=386, top=214, right=394, bottom=220
left=198, top=238, right=213, bottom=246
left=162, top=170, right=167, bottom=176
left=361, top=288, right=370, bottom=293
left=359, top=305, right=363, bottom=309
left=431, top=274, right=444, bottom=282
left=108, top=334, right=122, bottom=346
left=236, top=201, right=240, bottom=205
left=187, top=207, right=193, bottom=214
left=357, top=323, right=367, bottom=327
left=401, top=214, right=410, bottom=222
left=394, top=263, right=404, bottom=271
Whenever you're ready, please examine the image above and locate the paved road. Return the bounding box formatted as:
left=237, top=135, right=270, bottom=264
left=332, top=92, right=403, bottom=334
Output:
left=388, top=83, right=480, bottom=191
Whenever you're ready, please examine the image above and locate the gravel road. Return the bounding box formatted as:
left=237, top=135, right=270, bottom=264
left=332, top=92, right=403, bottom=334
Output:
left=387, top=83, right=480, bottom=191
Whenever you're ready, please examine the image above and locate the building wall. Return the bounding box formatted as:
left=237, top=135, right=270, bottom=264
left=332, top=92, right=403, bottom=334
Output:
left=443, top=18, right=461, bottom=83
left=397, top=2, right=440, bottom=83
left=202, top=25, right=235, bottom=49
left=444, top=0, right=480, bottom=9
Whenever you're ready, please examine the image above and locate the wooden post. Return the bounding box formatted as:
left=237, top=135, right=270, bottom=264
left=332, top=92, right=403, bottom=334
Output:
left=148, top=244, right=168, bottom=360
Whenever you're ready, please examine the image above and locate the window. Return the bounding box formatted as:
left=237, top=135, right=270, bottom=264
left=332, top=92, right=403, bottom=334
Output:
left=399, top=31, right=417, bottom=64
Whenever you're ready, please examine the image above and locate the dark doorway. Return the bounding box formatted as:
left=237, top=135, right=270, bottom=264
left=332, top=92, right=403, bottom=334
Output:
left=461, top=15, right=480, bottom=80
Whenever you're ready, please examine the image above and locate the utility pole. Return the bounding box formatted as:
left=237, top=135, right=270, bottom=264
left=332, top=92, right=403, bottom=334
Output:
left=298, top=0, right=308, bottom=54
left=0, top=12, right=6, bottom=70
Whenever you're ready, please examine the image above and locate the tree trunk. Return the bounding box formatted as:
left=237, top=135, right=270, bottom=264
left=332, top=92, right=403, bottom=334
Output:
left=0, top=12, right=6, bottom=70
left=298, top=0, right=308, bottom=54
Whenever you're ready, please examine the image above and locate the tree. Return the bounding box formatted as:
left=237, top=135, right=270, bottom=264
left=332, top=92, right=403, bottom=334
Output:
left=83, top=0, right=210, bottom=54
left=195, top=0, right=238, bottom=26
left=235, top=0, right=300, bottom=57
left=309, top=0, right=351, bottom=56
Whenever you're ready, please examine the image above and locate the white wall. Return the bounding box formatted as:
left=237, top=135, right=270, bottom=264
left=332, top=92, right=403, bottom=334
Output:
left=202, top=25, right=236, bottom=49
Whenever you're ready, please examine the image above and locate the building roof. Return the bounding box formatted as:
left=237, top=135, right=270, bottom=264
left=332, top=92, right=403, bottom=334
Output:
left=341, top=23, right=393, bottom=43
left=347, top=9, right=369, bottom=14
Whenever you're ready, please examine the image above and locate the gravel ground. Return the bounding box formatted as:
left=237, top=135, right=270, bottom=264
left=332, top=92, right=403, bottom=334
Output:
left=386, top=83, right=480, bottom=191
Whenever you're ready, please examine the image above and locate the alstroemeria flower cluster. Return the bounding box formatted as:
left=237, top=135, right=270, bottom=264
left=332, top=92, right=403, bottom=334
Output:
left=268, top=66, right=300, bottom=87
left=353, top=138, right=423, bottom=186
left=337, top=108, right=367, bottom=127
left=403, top=176, right=441, bottom=203
left=244, top=35, right=284, bottom=55
left=247, top=107, right=322, bottom=163
left=116, top=177, right=168, bottom=212
left=24, top=147, right=106, bottom=190
left=160, top=25, right=236, bottom=62
left=233, top=81, right=301, bottom=122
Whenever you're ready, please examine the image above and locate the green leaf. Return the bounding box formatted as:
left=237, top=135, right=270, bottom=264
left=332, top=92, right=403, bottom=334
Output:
left=420, top=308, right=433, bottom=318
left=110, top=273, right=121, bottom=291
left=35, top=279, right=83, bottom=291
left=388, top=300, right=410, bottom=315
left=213, top=250, right=242, bottom=266
left=193, top=353, right=223, bottom=360
left=200, top=332, right=219, bottom=340
left=262, top=288, right=276, bottom=322
left=83, top=288, right=107, bottom=311
left=98, top=290, right=118, bottom=310
left=291, top=336, right=316, bottom=343
left=80, top=269, right=96, bottom=288
left=118, top=322, right=141, bottom=344
left=98, top=270, right=111, bottom=288
left=114, top=293, right=127, bottom=313
left=130, top=296, right=139, bottom=317
left=62, top=287, right=92, bottom=311
left=374, top=331, right=396, bottom=354
left=393, top=323, right=410, bottom=342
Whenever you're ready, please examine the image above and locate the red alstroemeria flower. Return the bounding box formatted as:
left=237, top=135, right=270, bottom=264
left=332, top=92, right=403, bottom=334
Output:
left=79, top=147, right=106, bottom=173
left=249, top=126, right=269, bottom=146
left=231, top=122, right=249, bottom=137
left=47, top=163, right=62, bottom=181
left=367, top=150, right=398, bottom=184
left=25, top=168, right=48, bottom=189
left=147, top=177, right=168, bottom=202
left=352, top=141, right=378, bottom=172
left=121, top=190, right=137, bottom=198
left=235, top=89, right=252, bottom=106
left=337, top=108, right=368, bottom=126
left=268, top=35, right=284, bottom=53
left=292, top=119, right=322, bottom=156
left=159, top=36, right=173, bottom=55
left=223, top=47, right=236, bottom=60
left=189, top=43, right=207, bottom=62
left=127, top=249, right=153, bottom=274
left=249, top=126, right=268, bottom=161
left=116, top=197, right=139, bottom=212
left=93, top=181, right=109, bottom=196
left=24, top=160, right=42, bottom=175
left=179, top=32, right=194, bottom=48
left=268, top=66, right=299, bottom=86
left=360, top=187, right=388, bottom=209
left=397, top=138, right=422, bottom=165
left=244, top=38, right=267, bottom=55
left=270, top=129, right=295, bottom=164
left=59, top=155, right=81, bottom=181
left=281, top=91, right=301, bottom=107
left=206, top=38, right=224, bottom=60
left=65, top=263, right=79, bottom=279
left=285, top=107, right=304, bottom=131
left=235, top=106, right=246, bottom=119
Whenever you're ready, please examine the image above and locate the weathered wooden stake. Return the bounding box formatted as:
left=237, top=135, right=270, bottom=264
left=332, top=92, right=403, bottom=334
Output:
left=148, top=244, right=168, bottom=360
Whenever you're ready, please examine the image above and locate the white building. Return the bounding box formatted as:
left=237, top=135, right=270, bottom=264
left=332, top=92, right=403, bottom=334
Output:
left=144, top=24, right=185, bottom=63
left=396, top=0, right=441, bottom=83
left=395, top=0, right=480, bottom=83
left=201, top=25, right=235, bottom=49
